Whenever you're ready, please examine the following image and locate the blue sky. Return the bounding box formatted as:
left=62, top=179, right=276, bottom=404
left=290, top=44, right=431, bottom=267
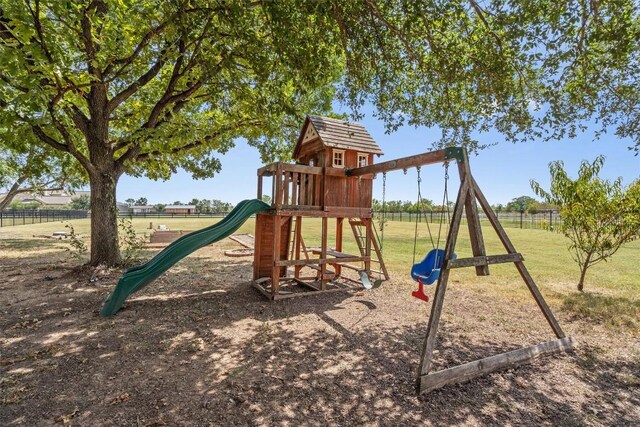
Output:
left=117, top=112, right=640, bottom=206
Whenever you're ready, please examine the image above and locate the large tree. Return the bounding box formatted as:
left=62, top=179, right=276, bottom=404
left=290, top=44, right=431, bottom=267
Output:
left=1, top=1, right=638, bottom=265
left=0, top=1, right=340, bottom=264
left=531, top=156, right=640, bottom=291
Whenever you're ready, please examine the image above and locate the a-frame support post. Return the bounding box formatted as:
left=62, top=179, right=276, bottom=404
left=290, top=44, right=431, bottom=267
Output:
left=416, top=176, right=469, bottom=382
left=416, top=157, right=573, bottom=394
left=457, top=151, right=489, bottom=276
left=471, top=177, right=566, bottom=338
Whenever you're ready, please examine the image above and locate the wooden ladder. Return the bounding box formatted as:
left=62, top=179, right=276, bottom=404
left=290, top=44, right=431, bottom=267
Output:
left=348, top=218, right=389, bottom=280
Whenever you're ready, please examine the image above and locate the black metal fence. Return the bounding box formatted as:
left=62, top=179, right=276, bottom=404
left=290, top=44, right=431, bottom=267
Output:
left=1, top=208, right=561, bottom=232
left=374, top=210, right=562, bottom=231
left=0, top=209, right=89, bottom=227
left=120, top=212, right=229, bottom=218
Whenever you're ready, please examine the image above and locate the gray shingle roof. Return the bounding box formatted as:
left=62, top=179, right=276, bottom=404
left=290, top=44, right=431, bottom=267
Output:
left=294, top=116, right=383, bottom=158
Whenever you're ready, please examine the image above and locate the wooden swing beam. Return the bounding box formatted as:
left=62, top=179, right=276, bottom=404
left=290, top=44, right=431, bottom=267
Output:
left=346, top=148, right=454, bottom=177
left=349, top=146, right=573, bottom=394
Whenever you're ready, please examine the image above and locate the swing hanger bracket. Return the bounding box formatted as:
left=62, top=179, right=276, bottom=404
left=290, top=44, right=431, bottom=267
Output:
left=444, top=147, right=464, bottom=162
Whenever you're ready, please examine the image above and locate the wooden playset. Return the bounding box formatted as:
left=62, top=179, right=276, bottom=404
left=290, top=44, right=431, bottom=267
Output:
left=252, top=116, right=388, bottom=299
left=252, top=115, right=574, bottom=393
left=103, top=115, right=573, bottom=393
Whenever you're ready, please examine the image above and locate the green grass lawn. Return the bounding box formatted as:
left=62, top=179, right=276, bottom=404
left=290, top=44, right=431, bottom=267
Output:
left=2, top=215, right=638, bottom=330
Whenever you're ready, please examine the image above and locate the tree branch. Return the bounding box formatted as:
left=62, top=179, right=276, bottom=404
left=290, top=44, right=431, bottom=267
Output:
left=114, top=119, right=262, bottom=173
left=107, top=47, right=170, bottom=113
left=103, top=21, right=169, bottom=78
left=80, top=0, right=104, bottom=78
left=31, top=124, right=94, bottom=175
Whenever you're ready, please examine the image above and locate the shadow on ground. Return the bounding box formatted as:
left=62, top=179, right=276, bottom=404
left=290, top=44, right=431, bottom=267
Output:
left=1, top=251, right=638, bottom=426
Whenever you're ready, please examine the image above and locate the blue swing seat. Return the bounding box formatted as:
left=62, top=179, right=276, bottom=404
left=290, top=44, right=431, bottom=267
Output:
left=411, top=248, right=456, bottom=285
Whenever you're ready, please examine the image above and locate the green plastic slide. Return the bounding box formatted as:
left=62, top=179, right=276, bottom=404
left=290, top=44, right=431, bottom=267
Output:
left=100, top=199, right=270, bottom=316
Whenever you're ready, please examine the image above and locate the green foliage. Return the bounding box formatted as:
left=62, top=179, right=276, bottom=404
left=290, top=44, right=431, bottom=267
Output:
left=118, top=217, right=146, bottom=264
left=124, top=198, right=135, bottom=207
left=9, top=200, right=39, bottom=210
left=333, top=1, right=640, bottom=151
left=154, top=203, right=165, bottom=212
left=135, top=197, right=148, bottom=206
left=531, top=156, right=640, bottom=291
left=64, top=223, right=88, bottom=261
left=505, top=196, right=538, bottom=212
left=372, top=199, right=434, bottom=213
left=68, top=194, right=90, bottom=210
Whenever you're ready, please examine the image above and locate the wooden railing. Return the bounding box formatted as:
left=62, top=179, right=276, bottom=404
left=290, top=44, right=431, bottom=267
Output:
left=257, top=163, right=326, bottom=209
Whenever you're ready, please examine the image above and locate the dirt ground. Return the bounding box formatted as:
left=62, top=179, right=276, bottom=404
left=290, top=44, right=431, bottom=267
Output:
left=1, top=238, right=638, bottom=426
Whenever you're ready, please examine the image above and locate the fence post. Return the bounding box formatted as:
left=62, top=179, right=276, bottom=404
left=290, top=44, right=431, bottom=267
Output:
left=520, top=210, right=523, bottom=229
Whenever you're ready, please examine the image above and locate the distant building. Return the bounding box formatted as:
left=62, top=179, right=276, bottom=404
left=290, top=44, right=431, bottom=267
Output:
left=0, top=190, right=91, bottom=208
left=164, top=205, right=196, bottom=215
left=129, top=205, right=156, bottom=214
left=116, top=202, right=131, bottom=214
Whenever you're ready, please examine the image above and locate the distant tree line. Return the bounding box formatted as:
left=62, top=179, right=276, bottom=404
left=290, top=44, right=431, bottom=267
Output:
left=124, top=197, right=233, bottom=214
left=372, top=196, right=556, bottom=214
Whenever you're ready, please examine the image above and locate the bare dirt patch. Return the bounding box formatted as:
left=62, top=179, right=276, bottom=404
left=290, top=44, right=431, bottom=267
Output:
left=1, top=239, right=638, bottom=426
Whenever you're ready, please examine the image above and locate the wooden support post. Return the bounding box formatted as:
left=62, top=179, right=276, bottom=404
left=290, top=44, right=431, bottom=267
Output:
left=471, top=177, right=565, bottom=339
left=294, top=216, right=302, bottom=278
left=283, top=171, right=290, bottom=206
left=320, top=217, right=328, bottom=290
left=457, top=152, right=489, bottom=276
left=418, top=337, right=575, bottom=393
left=298, top=173, right=309, bottom=205
left=275, top=164, right=283, bottom=209
left=370, top=223, right=389, bottom=280
left=364, top=218, right=372, bottom=275
left=271, top=214, right=282, bottom=298
left=257, top=174, right=263, bottom=200
left=448, top=253, right=524, bottom=269
left=417, top=178, right=469, bottom=382
left=335, top=218, right=343, bottom=277
left=291, top=172, right=298, bottom=206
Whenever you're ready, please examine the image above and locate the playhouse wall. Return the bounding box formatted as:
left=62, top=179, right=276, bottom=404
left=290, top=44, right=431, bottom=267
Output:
left=253, top=213, right=290, bottom=280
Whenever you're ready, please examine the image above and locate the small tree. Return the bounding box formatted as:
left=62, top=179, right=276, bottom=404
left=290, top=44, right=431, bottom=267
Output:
left=531, top=156, right=640, bottom=291
left=124, top=198, right=135, bottom=207
left=154, top=203, right=166, bottom=212
left=135, top=197, right=148, bottom=206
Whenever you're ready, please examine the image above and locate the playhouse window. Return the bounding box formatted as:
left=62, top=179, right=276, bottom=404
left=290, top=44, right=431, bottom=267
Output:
left=333, top=150, right=345, bottom=168
left=357, top=153, right=368, bottom=167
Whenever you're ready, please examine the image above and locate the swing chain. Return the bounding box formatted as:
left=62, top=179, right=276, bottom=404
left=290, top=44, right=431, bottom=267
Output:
left=380, top=172, right=387, bottom=250
left=382, top=172, right=387, bottom=199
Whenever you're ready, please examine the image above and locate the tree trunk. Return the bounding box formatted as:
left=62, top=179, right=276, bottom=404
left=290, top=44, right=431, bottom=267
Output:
left=0, top=176, right=28, bottom=210
left=577, top=253, right=592, bottom=292
left=89, top=171, right=121, bottom=266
